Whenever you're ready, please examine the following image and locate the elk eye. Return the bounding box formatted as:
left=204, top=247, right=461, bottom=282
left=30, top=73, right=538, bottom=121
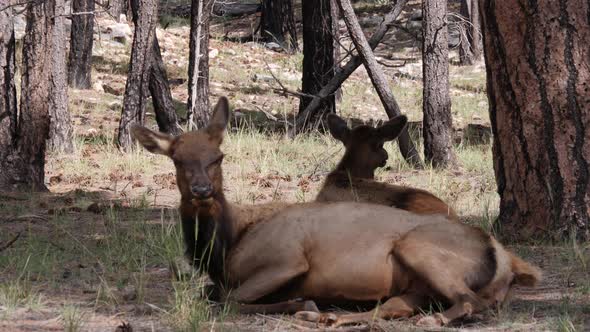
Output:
left=208, top=154, right=224, bottom=167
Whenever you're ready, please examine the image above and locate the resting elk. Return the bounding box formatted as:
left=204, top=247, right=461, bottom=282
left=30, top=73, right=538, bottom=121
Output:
left=316, top=113, right=458, bottom=220
left=131, top=97, right=541, bottom=327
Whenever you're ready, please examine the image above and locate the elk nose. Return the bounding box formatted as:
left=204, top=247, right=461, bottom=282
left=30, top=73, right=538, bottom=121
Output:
left=191, top=184, right=213, bottom=198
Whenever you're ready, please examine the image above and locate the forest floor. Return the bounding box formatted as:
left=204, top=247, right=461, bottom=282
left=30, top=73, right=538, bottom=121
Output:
left=1, top=1, right=589, bottom=331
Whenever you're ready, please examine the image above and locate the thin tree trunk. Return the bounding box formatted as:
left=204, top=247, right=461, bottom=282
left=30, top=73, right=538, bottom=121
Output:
left=337, top=0, right=423, bottom=168
left=459, top=0, right=482, bottom=65
left=48, top=0, right=74, bottom=153
left=187, top=0, right=213, bottom=130
left=150, top=37, right=181, bottom=136
left=291, top=0, right=408, bottom=133
left=68, top=0, right=95, bottom=88
left=480, top=0, right=590, bottom=241
left=422, top=0, right=455, bottom=168
left=299, top=0, right=337, bottom=129
left=118, top=0, right=158, bottom=150
left=260, top=0, right=298, bottom=52
left=458, top=0, right=474, bottom=65
left=0, top=6, right=19, bottom=190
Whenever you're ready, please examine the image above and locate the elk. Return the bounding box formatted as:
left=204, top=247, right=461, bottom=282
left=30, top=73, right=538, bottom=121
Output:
left=131, top=97, right=541, bottom=327
left=316, top=113, right=458, bottom=220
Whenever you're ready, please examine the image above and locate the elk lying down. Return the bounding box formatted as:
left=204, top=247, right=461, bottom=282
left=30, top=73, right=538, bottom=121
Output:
left=316, top=113, right=458, bottom=220
left=131, top=97, right=541, bottom=327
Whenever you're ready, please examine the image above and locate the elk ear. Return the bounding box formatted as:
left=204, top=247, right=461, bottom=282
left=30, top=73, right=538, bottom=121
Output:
left=131, top=125, right=174, bottom=156
left=327, top=113, right=350, bottom=144
left=207, top=97, right=230, bottom=139
left=377, top=115, right=408, bottom=142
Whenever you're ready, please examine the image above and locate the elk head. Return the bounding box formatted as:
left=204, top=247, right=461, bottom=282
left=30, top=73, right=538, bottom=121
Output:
left=131, top=97, right=230, bottom=203
left=327, top=113, right=408, bottom=179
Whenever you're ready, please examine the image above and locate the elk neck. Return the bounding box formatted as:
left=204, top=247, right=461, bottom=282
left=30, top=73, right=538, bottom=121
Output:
left=333, top=153, right=376, bottom=179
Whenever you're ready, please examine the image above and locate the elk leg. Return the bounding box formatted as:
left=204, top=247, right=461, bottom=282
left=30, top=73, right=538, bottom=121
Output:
left=237, top=299, right=319, bottom=315
left=296, top=293, right=426, bottom=327
left=228, top=262, right=309, bottom=304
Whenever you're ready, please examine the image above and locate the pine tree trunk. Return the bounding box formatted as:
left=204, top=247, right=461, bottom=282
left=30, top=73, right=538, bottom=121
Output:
left=480, top=0, right=590, bottom=240
left=68, top=0, right=95, bottom=89
left=14, top=0, right=56, bottom=191
left=48, top=0, right=74, bottom=153
left=459, top=0, right=482, bottom=65
left=299, top=0, right=337, bottom=129
left=128, top=0, right=181, bottom=136
left=187, top=0, right=213, bottom=130
left=260, top=0, right=298, bottom=52
left=422, top=0, right=455, bottom=168
left=150, top=37, right=181, bottom=136
left=0, top=6, right=19, bottom=190
left=118, top=0, right=158, bottom=150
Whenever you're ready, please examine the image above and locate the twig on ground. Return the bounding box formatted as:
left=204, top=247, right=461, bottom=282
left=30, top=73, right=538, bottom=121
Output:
left=263, top=60, right=317, bottom=99
left=0, top=232, right=21, bottom=252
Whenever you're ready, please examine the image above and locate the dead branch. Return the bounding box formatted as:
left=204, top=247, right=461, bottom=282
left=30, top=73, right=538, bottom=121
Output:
left=264, top=60, right=317, bottom=100
left=290, top=0, right=409, bottom=135
left=0, top=232, right=21, bottom=252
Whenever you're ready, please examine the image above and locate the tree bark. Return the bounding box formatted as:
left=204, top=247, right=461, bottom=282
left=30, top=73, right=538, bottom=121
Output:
left=0, top=6, right=17, bottom=147
left=480, top=0, right=590, bottom=240
left=118, top=0, right=158, bottom=150
left=68, top=0, right=95, bottom=89
left=291, top=0, right=408, bottom=132
left=337, top=0, right=423, bottom=168
left=299, top=0, right=338, bottom=129
left=150, top=37, right=181, bottom=136
left=0, top=6, right=18, bottom=190
left=13, top=0, right=55, bottom=190
left=48, top=0, right=74, bottom=153
left=187, top=0, right=213, bottom=130
left=260, top=0, right=298, bottom=52
left=422, top=0, right=455, bottom=168
left=458, top=0, right=482, bottom=65
left=128, top=0, right=181, bottom=136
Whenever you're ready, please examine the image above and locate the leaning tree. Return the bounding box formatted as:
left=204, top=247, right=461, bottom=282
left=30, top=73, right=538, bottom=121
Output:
left=480, top=0, right=590, bottom=240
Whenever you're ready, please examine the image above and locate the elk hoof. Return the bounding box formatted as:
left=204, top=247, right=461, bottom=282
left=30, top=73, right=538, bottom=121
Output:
left=295, top=311, right=320, bottom=322
left=320, top=313, right=338, bottom=325
left=302, top=300, right=319, bottom=313
left=416, top=313, right=446, bottom=327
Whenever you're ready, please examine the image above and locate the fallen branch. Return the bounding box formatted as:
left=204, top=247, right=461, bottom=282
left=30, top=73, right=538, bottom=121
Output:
left=290, top=0, right=409, bottom=134
left=0, top=232, right=21, bottom=252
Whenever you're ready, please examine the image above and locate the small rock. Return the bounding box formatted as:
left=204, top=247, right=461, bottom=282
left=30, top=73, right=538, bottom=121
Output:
left=92, top=81, right=104, bottom=93
left=264, top=42, right=283, bottom=52
left=108, top=100, right=122, bottom=111
left=103, top=83, right=125, bottom=96
left=208, top=48, right=219, bottom=58
left=224, top=49, right=237, bottom=56
left=252, top=73, right=274, bottom=83
left=106, top=22, right=132, bottom=44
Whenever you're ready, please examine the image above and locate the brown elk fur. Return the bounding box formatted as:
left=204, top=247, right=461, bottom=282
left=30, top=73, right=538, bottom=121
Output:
left=131, top=97, right=541, bottom=327
left=316, top=114, right=458, bottom=220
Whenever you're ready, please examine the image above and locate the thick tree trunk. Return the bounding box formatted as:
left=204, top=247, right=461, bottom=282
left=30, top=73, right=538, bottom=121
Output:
left=458, top=0, right=482, bottom=65
left=0, top=6, right=19, bottom=190
left=108, top=0, right=127, bottom=20
left=480, top=0, right=590, bottom=240
left=337, top=0, right=423, bottom=168
left=291, top=0, right=408, bottom=132
left=48, top=0, right=74, bottom=153
left=260, top=0, right=298, bottom=52
left=422, top=0, right=455, bottom=168
left=118, top=0, right=158, bottom=149
left=128, top=0, right=181, bottom=136
left=187, top=0, right=213, bottom=130
left=13, top=0, right=56, bottom=190
left=299, top=0, right=338, bottom=129
left=68, top=0, right=95, bottom=88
